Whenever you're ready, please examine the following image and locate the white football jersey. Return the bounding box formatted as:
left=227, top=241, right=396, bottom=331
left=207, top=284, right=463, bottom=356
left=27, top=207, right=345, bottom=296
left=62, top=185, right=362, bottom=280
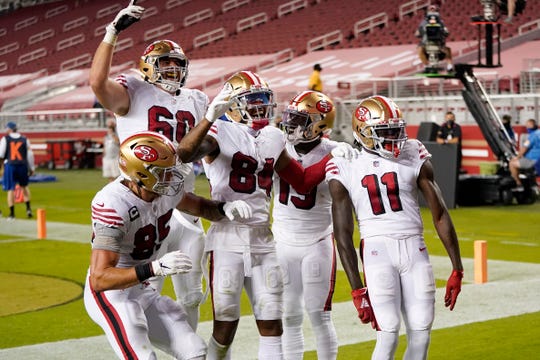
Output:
left=114, top=74, right=209, bottom=192
left=272, top=138, right=338, bottom=246
left=90, top=180, right=184, bottom=268
left=326, top=139, right=431, bottom=239
left=203, top=121, right=286, bottom=226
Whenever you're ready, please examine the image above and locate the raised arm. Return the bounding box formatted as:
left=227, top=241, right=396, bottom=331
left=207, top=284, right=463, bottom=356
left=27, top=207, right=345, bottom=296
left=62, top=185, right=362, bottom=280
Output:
left=177, top=84, right=232, bottom=163
left=89, top=42, right=130, bottom=115
left=89, top=1, right=144, bottom=115
left=176, top=120, right=218, bottom=163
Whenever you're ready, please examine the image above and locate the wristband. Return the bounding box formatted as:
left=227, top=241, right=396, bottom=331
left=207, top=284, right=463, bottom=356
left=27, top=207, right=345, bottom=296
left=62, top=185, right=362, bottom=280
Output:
left=103, top=27, right=118, bottom=46
left=217, top=202, right=226, bottom=216
left=134, top=263, right=153, bottom=282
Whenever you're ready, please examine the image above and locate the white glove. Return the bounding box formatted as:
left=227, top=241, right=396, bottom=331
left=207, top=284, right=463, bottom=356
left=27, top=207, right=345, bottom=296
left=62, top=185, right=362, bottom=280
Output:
left=151, top=250, right=192, bottom=276
left=223, top=200, right=253, bottom=221
left=205, top=83, right=234, bottom=122
left=104, top=0, right=145, bottom=44
left=331, top=142, right=360, bottom=161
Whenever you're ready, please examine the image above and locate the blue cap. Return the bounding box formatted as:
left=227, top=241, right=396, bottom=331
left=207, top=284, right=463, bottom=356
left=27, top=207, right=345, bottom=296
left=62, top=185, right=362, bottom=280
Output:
left=6, top=122, right=17, bottom=130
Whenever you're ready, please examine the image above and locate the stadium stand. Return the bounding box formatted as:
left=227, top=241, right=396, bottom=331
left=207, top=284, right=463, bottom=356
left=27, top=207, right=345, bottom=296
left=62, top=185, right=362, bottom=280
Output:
left=0, top=0, right=540, bottom=124
left=1, top=0, right=540, bottom=175
left=0, top=0, right=537, bottom=101
left=1, top=0, right=538, bottom=74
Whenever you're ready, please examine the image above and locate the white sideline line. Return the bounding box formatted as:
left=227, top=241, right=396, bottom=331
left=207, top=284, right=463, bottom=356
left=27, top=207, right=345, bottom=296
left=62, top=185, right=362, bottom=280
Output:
left=500, top=240, right=538, bottom=247
left=2, top=256, right=539, bottom=359
left=0, top=218, right=91, bottom=243
left=0, top=238, right=39, bottom=244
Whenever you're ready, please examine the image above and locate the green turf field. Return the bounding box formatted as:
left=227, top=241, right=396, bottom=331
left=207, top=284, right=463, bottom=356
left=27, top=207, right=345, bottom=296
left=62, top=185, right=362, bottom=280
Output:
left=0, top=169, right=539, bottom=359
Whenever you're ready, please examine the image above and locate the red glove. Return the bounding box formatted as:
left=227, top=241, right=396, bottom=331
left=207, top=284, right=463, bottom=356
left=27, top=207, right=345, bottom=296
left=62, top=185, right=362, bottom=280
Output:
left=444, top=270, right=463, bottom=311
left=351, top=287, right=377, bottom=329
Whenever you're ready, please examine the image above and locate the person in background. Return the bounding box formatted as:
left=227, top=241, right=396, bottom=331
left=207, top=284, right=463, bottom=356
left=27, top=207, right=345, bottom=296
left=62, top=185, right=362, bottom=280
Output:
left=474, top=0, right=518, bottom=23
left=273, top=91, right=339, bottom=359
left=502, top=0, right=517, bottom=23
left=475, top=0, right=499, bottom=21
left=501, top=114, right=516, bottom=144
left=102, top=118, right=121, bottom=182
left=509, top=119, right=540, bottom=191
left=436, top=111, right=462, bottom=171
left=84, top=131, right=252, bottom=360
left=308, top=64, right=323, bottom=92
left=328, top=95, right=464, bottom=360
left=0, top=121, right=35, bottom=220
left=415, top=4, right=453, bottom=72
left=519, top=118, right=537, bottom=149
left=525, top=118, right=538, bottom=132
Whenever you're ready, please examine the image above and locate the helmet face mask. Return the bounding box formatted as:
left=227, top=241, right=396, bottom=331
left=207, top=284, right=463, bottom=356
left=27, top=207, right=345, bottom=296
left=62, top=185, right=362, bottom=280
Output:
left=281, top=110, right=311, bottom=144
left=139, top=40, right=189, bottom=94
left=281, top=91, right=335, bottom=145
left=119, top=131, right=185, bottom=196
left=147, top=165, right=184, bottom=196
left=352, top=96, right=408, bottom=159
left=224, top=71, right=276, bottom=130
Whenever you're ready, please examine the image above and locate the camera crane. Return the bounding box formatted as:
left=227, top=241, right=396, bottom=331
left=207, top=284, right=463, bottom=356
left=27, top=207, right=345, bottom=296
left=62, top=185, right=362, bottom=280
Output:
left=420, top=18, right=538, bottom=205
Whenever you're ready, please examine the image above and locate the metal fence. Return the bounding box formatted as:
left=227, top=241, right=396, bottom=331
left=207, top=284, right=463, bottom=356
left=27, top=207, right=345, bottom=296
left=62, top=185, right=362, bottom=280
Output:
left=1, top=90, right=539, bottom=146
left=0, top=108, right=111, bottom=131
left=331, top=94, right=540, bottom=143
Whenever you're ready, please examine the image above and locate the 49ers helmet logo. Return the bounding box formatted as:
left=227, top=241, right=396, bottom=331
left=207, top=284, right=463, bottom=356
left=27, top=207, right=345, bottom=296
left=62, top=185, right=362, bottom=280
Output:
left=316, top=99, right=333, bottom=114
left=142, top=40, right=178, bottom=56
left=133, top=145, right=158, bottom=162
left=355, top=106, right=371, bottom=121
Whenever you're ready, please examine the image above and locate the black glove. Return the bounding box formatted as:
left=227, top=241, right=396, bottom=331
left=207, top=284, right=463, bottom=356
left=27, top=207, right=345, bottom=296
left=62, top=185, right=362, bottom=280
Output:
left=104, top=0, right=144, bottom=44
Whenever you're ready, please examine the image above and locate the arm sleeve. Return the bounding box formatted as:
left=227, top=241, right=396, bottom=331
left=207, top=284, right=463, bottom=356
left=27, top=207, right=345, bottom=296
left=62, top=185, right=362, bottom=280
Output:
left=92, top=222, right=124, bottom=252
left=277, top=154, right=331, bottom=193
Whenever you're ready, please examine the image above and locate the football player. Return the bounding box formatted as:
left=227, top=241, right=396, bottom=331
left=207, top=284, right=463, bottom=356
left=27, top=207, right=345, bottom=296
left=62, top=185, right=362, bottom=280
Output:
left=272, top=91, right=339, bottom=359
left=177, top=71, right=355, bottom=359
left=0, top=121, right=35, bottom=220
left=327, top=95, right=464, bottom=360
left=84, top=131, right=252, bottom=360
left=89, top=0, right=210, bottom=330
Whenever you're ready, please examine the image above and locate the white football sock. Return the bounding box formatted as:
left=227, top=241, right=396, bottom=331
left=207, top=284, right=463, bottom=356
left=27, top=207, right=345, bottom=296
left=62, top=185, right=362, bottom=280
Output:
left=282, top=314, right=303, bottom=359
left=309, top=311, right=338, bottom=359
left=258, top=335, right=282, bottom=360
left=372, top=330, right=399, bottom=360
left=207, top=336, right=231, bottom=360
left=403, top=329, right=430, bottom=360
